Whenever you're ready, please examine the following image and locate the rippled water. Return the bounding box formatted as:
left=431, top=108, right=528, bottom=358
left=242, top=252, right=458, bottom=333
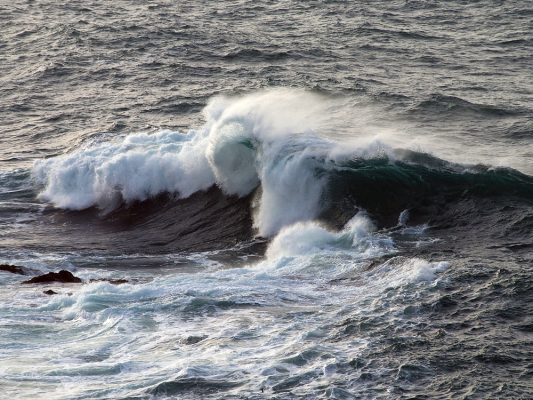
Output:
left=1, top=1, right=532, bottom=399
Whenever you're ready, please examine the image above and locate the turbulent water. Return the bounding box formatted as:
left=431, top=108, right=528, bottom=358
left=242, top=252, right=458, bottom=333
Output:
left=1, top=1, right=532, bottom=399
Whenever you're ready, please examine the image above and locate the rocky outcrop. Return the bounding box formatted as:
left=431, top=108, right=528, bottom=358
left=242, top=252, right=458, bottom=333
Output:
left=89, top=278, right=129, bottom=285
left=21, top=270, right=130, bottom=287
left=0, top=264, right=26, bottom=275
left=22, top=270, right=82, bottom=284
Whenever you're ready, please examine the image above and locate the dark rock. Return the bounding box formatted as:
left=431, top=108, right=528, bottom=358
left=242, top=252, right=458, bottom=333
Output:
left=184, top=335, right=208, bottom=345
left=107, top=278, right=129, bottom=285
left=22, top=270, right=82, bottom=284
left=89, top=278, right=129, bottom=285
left=0, top=264, right=26, bottom=275
left=43, top=289, right=58, bottom=295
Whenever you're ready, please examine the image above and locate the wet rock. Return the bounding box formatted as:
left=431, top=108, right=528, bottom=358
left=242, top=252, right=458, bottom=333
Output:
left=106, top=278, right=128, bottom=285
left=22, top=270, right=82, bottom=284
left=89, top=278, right=129, bottom=285
left=43, top=289, right=58, bottom=295
left=183, top=335, right=208, bottom=345
left=0, top=264, right=26, bottom=275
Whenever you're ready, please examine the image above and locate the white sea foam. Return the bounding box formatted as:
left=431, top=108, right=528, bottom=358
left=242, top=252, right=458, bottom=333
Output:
left=266, top=213, right=391, bottom=259
left=1, top=234, right=448, bottom=399
left=368, top=257, right=449, bottom=288
left=33, top=130, right=215, bottom=210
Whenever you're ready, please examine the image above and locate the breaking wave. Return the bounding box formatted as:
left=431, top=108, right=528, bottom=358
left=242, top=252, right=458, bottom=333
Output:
left=32, top=89, right=533, bottom=239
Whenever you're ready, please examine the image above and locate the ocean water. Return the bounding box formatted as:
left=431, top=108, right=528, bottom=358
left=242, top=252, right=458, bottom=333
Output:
left=1, top=1, right=532, bottom=399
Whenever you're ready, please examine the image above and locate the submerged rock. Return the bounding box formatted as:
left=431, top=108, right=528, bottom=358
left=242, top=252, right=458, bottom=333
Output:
left=183, top=335, right=208, bottom=345
left=89, top=278, right=129, bottom=285
left=43, top=289, right=58, bottom=295
left=22, top=270, right=82, bottom=284
left=0, top=264, right=26, bottom=275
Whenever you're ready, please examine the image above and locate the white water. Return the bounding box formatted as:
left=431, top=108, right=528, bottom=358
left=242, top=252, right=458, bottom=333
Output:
left=0, top=213, right=448, bottom=399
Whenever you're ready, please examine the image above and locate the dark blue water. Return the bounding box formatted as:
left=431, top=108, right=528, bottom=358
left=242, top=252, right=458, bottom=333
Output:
left=1, top=1, right=532, bottom=399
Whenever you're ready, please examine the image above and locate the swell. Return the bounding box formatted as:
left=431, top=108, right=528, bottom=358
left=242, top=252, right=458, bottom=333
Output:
left=322, top=155, right=533, bottom=258
left=322, top=150, right=533, bottom=228
left=411, top=94, right=527, bottom=117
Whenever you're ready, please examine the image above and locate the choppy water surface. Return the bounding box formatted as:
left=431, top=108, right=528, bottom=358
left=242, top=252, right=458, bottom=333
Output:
left=1, top=1, right=532, bottom=399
